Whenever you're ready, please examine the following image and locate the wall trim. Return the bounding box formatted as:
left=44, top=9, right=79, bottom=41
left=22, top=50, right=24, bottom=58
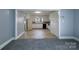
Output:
left=59, top=36, right=75, bottom=39
left=73, top=37, right=79, bottom=41
left=59, top=36, right=79, bottom=41
left=15, top=10, right=17, bottom=38
left=58, top=10, right=61, bottom=38
left=15, top=32, right=24, bottom=40
left=0, top=37, right=15, bottom=49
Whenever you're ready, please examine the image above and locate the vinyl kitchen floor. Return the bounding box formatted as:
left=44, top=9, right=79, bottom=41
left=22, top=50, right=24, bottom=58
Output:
left=19, top=29, right=57, bottom=39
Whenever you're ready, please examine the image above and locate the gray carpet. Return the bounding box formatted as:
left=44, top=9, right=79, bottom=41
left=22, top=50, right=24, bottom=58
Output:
left=2, top=39, right=79, bottom=50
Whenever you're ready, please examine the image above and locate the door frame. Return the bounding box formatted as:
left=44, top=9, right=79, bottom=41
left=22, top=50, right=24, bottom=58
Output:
left=15, top=9, right=17, bottom=39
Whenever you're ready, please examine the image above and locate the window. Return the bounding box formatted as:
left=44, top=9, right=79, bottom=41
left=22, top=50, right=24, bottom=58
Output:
left=34, top=17, right=43, bottom=23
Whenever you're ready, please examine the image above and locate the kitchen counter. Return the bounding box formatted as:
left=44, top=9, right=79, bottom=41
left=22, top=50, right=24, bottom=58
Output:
left=32, top=21, right=50, bottom=24
left=32, top=23, right=43, bottom=29
left=32, top=22, right=50, bottom=29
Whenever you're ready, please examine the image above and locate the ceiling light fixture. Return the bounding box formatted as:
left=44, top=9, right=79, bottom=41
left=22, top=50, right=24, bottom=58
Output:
left=34, top=11, right=41, bottom=13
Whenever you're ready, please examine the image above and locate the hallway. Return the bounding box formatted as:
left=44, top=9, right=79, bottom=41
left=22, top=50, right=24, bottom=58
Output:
left=19, top=29, right=57, bottom=39
left=1, top=9, right=79, bottom=50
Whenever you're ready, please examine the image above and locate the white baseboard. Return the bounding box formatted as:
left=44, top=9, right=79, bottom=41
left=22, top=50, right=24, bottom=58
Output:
left=59, top=36, right=79, bottom=41
left=59, top=36, right=75, bottom=39
left=73, top=37, right=79, bottom=41
left=15, top=32, right=24, bottom=40
left=0, top=37, right=15, bottom=49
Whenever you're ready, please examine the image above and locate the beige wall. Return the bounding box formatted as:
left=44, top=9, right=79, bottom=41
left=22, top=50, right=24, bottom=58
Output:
left=49, top=11, right=59, bottom=37
left=26, top=14, right=33, bottom=31
left=28, top=17, right=32, bottom=31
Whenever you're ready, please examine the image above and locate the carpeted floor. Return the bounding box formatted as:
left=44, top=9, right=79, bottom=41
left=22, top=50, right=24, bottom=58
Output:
left=2, top=39, right=79, bottom=50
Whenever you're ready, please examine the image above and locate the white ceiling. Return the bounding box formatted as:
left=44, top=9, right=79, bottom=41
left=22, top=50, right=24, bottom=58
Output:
left=17, top=9, right=58, bottom=15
